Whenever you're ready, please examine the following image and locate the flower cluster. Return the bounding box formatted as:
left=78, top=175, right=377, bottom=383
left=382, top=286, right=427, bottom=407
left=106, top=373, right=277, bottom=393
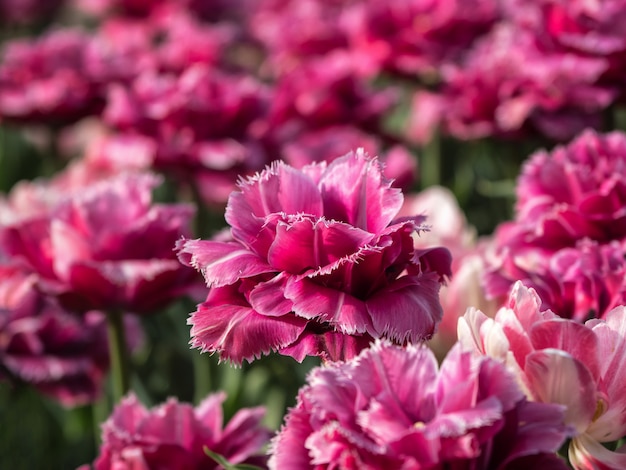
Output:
left=0, top=172, right=196, bottom=314
left=269, top=340, right=569, bottom=469
left=485, top=130, right=626, bottom=319
left=409, top=25, right=614, bottom=142
left=249, top=0, right=500, bottom=78
left=459, top=282, right=626, bottom=468
left=83, top=392, right=270, bottom=470
left=178, top=150, right=451, bottom=363
left=0, top=264, right=110, bottom=406
left=8, top=0, right=626, bottom=468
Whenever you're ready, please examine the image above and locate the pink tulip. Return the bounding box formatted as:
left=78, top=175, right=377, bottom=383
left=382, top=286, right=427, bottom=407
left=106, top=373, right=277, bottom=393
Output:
left=1, top=172, right=197, bottom=314
left=269, top=340, right=569, bottom=469
left=0, top=264, right=140, bottom=406
left=177, top=150, right=451, bottom=364
left=86, top=393, right=270, bottom=470
left=459, top=281, right=626, bottom=469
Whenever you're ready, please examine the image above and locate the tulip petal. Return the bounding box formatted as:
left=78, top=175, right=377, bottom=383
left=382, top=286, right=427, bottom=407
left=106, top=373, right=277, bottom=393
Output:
left=367, top=274, right=442, bottom=343
left=267, top=217, right=372, bottom=274
left=176, top=239, right=274, bottom=287
left=525, top=349, right=597, bottom=433
left=319, top=149, right=403, bottom=234
left=189, top=286, right=307, bottom=364
left=569, top=433, right=626, bottom=470
left=285, top=277, right=371, bottom=334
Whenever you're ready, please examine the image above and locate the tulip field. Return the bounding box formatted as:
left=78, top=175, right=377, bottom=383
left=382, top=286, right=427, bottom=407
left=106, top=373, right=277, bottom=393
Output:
left=2, top=1, right=626, bottom=469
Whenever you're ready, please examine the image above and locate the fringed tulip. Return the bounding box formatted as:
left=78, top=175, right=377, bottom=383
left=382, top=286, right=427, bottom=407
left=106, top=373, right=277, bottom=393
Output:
left=0, top=265, right=140, bottom=406
left=84, top=393, right=271, bottom=470
left=269, top=341, right=569, bottom=469
left=177, top=150, right=451, bottom=364
left=1, top=173, right=197, bottom=314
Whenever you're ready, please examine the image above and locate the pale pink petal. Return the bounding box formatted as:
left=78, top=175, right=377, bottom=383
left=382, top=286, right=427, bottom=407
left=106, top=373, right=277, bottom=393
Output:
left=457, top=307, right=510, bottom=360
left=525, top=349, right=597, bottom=434
left=569, top=433, right=626, bottom=470
left=587, top=308, right=626, bottom=440
left=529, top=319, right=600, bottom=382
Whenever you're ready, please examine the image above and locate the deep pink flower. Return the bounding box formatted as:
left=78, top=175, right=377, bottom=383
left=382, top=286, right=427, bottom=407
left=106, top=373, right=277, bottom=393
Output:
left=515, top=130, right=626, bottom=247
left=280, top=126, right=417, bottom=192
left=86, top=392, right=270, bottom=470
left=269, top=340, right=569, bottom=469
left=503, top=0, right=626, bottom=87
left=0, top=29, right=102, bottom=124
left=344, top=0, right=500, bottom=78
left=485, top=238, right=626, bottom=321
left=0, top=172, right=197, bottom=314
left=268, top=53, right=396, bottom=136
left=408, top=25, right=615, bottom=142
left=103, top=64, right=272, bottom=204
left=75, top=0, right=247, bottom=22
left=459, top=281, right=626, bottom=469
left=249, top=0, right=358, bottom=73
left=484, top=130, right=626, bottom=319
left=177, top=150, right=451, bottom=364
left=0, top=264, right=123, bottom=407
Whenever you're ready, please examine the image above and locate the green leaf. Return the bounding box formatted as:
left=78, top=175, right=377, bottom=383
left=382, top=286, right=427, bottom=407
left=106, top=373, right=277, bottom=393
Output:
left=203, top=446, right=265, bottom=470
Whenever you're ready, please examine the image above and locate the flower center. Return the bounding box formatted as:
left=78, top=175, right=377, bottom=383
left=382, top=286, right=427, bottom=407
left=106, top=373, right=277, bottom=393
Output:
left=592, top=399, right=607, bottom=423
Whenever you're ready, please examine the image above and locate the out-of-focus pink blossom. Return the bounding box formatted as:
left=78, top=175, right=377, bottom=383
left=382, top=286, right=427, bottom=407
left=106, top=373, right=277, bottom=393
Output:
left=0, top=173, right=197, bottom=314
left=399, top=187, right=498, bottom=357
left=344, top=0, right=500, bottom=78
left=177, top=150, right=451, bottom=364
left=485, top=130, right=626, bottom=319
left=249, top=0, right=358, bottom=73
left=0, top=29, right=102, bottom=124
left=74, top=0, right=247, bottom=21
left=0, top=264, right=141, bottom=407
left=103, top=64, right=272, bottom=205
left=459, top=281, right=626, bottom=469
left=269, top=340, right=569, bottom=469
left=515, top=130, right=626, bottom=247
left=268, top=53, right=396, bottom=136
left=281, top=126, right=417, bottom=192
left=408, top=25, right=615, bottom=142
left=485, top=238, right=626, bottom=322
left=504, top=0, right=626, bottom=87
left=85, top=392, right=270, bottom=470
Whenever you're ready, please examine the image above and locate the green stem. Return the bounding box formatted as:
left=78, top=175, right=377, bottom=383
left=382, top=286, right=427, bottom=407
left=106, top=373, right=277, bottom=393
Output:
left=193, top=352, right=213, bottom=404
left=91, top=398, right=108, bottom=447
left=106, top=309, right=131, bottom=403
left=421, top=128, right=441, bottom=188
